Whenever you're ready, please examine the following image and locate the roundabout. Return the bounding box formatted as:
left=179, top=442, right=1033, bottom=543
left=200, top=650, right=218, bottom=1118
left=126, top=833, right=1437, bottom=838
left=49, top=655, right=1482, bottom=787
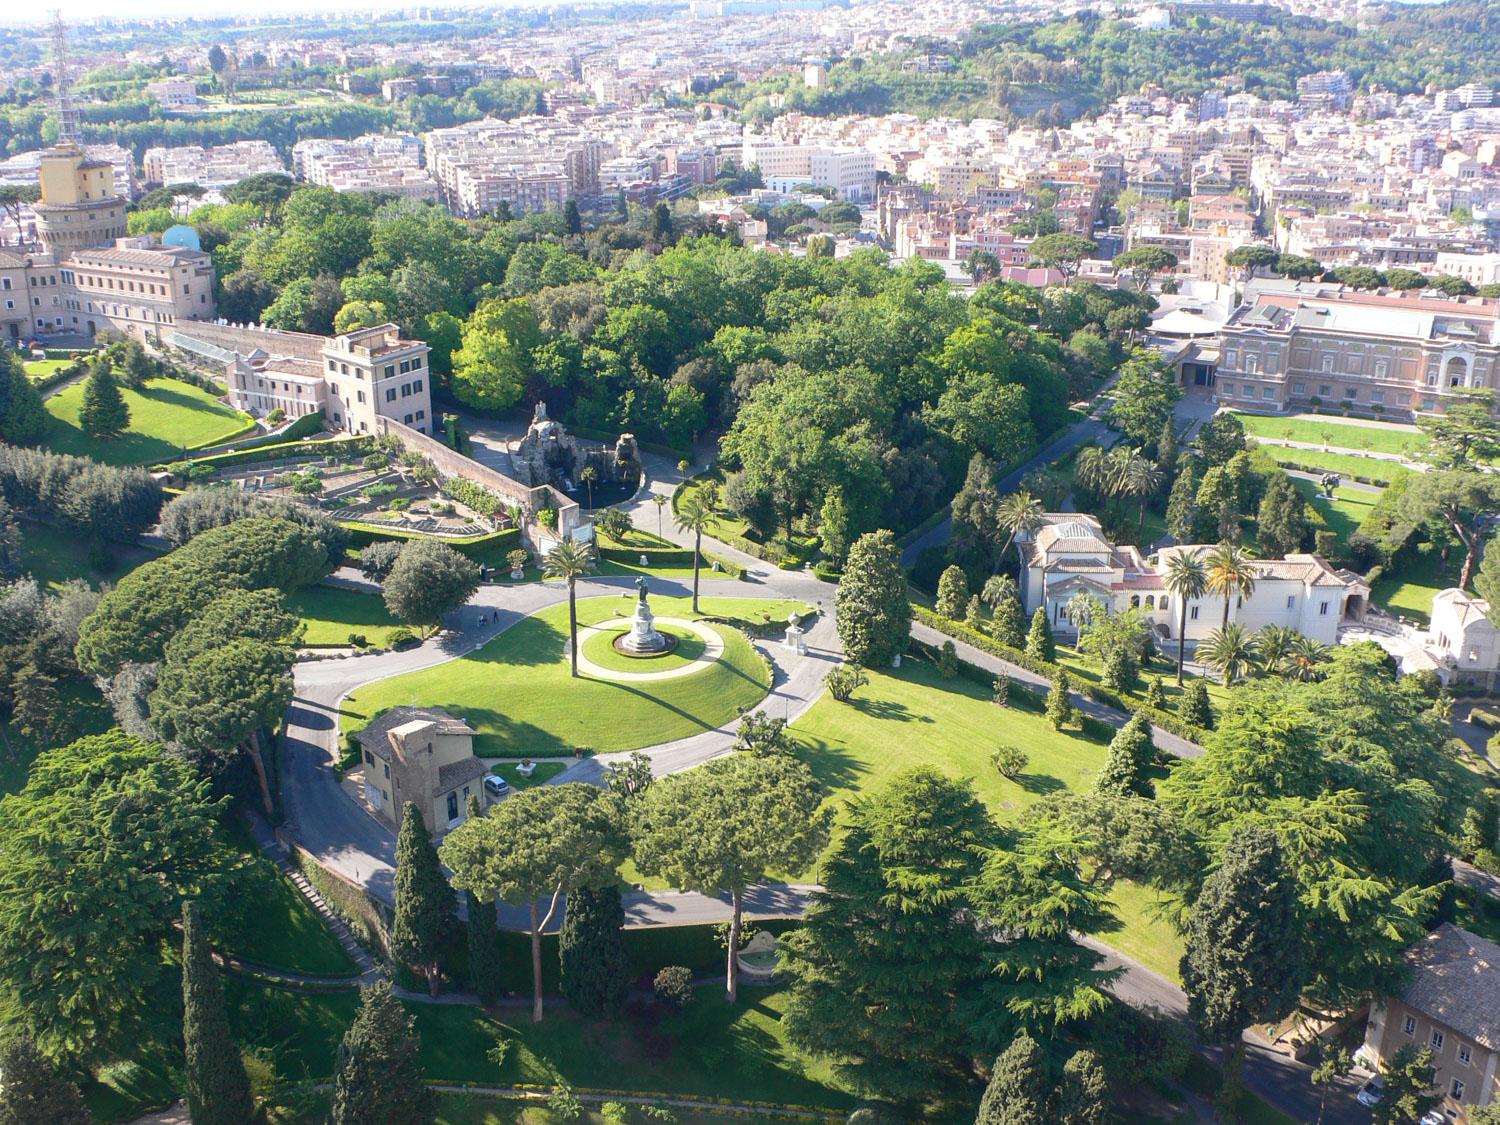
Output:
left=576, top=617, right=727, bottom=680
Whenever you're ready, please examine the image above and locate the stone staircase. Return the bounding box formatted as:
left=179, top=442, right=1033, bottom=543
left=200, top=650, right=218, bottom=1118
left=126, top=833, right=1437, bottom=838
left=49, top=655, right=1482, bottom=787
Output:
left=260, top=832, right=381, bottom=982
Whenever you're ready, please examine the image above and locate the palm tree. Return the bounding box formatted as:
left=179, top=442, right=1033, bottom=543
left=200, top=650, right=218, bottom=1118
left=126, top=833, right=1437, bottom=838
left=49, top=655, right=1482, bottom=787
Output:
left=1105, top=445, right=1136, bottom=510
left=579, top=464, right=598, bottom=510
left=996, top=490, right=1045, bottom=571
left=675, top=496, right=711, bottom=613
left=981, top=574, right=1019, bottom=610
left=1205, top=541, right=1257, bottom=630
left=1063, top=591, right=1100, bottom=642
left=1281, top=634, right=1331, bottom=682
left=1200, top=623, right=1259, bottom=684
left=543, top=539, right=596, bottom=678
left=1255, top=624, right=1302, bottom=671
left=1074, top=446, right=1109, bottom=500
left=1124, top=453, right=1165, bottom=541
left=651, top=492, right=669, bottom=537
left=1164, top=549, right=1209, bottom=685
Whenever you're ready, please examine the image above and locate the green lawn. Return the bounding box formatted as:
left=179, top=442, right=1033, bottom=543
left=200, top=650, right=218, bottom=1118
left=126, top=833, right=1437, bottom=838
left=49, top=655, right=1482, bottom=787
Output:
left=287, top=584, right=407, bottom=647
left=44, top=378, right=253, bottom=465
left=1099, top=877, right=1186, bottom=984
left=24, top=358, right=72, bottom=378
left=1288, top=478, right=1378, bottom=548
left=1258, top=445, right=1411, bottom=483
left=19, top=519, right=158, bottom=593
left=489, top=761, right=568, bottom=788
left=581, top=621, right=712, bottom=673
left=341, top=597, right=810, bottom=757
left=1230, top=411, right=1426, bottom=457
left=1371, top=546, right=1459, bottom=626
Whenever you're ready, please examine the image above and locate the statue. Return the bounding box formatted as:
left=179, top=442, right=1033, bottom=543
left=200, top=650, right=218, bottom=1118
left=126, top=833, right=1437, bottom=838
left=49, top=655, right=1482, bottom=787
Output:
left=636, top=573, right=650, bottom=601
left=534, top=400, right=548, bottom=422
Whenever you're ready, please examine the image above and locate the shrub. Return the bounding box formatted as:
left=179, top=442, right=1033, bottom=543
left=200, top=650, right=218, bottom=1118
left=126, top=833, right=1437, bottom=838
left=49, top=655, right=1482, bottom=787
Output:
left=653, top=965, right=694, bottom=1010
left=268, top=408, right=286, bottom=424
left=363, top=483, right=399, bottom=500
left=507, top=549, right=529, bottom=572
left=187, top=464, right=217, bottom=481
left=992, top=744, right=1028, bottom=778
left=387, top=627, right=418, bottom=650
left=362, top=452, right=390, bottom=471
left=358, top=541, right=404, bottom=581
left=292, top=475, right=323, bottom=495
left=441, top=476, right=506, bottom=517
left=602, top=1104, right=630, bottom=1125
left=825, top=663, right=869, bottom=702
left=992, top=673, right=1010, bottom=707
left=387, top=497, right=411, bottom=511
left=537, top=506, right=559, bottom=531
left=347, top=633, right=368, bottom=648
left=937, top=640, right=960, bottom=679
left=1470, top=707, right=1500, bottom=731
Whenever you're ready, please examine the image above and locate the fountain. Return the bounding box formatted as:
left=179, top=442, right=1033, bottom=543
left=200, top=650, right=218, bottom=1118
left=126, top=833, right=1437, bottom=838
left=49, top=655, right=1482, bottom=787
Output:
left=614, top=574, right=675, bottom=656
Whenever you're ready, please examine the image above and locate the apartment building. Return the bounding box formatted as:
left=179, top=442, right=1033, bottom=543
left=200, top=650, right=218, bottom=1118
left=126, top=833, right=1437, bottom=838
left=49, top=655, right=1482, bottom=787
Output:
left=293, top=134, right=437, bottom=199
left=61, top=236, right=216, bottom=339
left=425, top=117, right=612, bottom=214
left=742, top=139, right=876, bottom=201
left=142, top=141, right=285, bottom=189
left=1212, top=277, right=1500, bottom=419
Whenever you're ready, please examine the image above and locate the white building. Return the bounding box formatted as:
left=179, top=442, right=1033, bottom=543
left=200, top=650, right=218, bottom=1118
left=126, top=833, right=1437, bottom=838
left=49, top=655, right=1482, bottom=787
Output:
left=146, top=78, right=198, bottom=109
left=1018, top=513, right=1368, bottom=648
left=1427, top=589, right=1500, bottom=690
left=741, top=139, right=876, bottom=202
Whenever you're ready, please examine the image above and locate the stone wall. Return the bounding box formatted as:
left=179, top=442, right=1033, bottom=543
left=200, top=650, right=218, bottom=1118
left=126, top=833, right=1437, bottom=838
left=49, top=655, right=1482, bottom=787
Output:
left=168, top=320, right=328, bottom=361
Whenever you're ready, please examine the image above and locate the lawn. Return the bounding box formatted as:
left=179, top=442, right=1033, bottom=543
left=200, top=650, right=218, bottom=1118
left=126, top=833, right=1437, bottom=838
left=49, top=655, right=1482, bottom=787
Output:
left=581, top=621, right=713, bottom=673
left=1257, top=445, right=1411, bottom=484
left=1230, top=411, right=1426, bottom=458
left=489, top=761, right=568, bottom=788
left=19, top=518, right=158, bottom=593
left=1287, top=477, right=1378, bottom=550
left=44, top=378, right=254, bottom=465
left=24, top=358, right=72, bottom=378
left=1371, top=545, right=1460, bottom=626
left=341, top=596, right=812, bottom=757
left=287, top=584, right=406, bottom=647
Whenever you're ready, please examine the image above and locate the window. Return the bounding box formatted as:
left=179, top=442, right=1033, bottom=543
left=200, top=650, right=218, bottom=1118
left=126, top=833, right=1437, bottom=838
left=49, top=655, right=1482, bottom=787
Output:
left=331, top=383, right=339, bottom=396
left=1322, top=355, right=1335, bottom=372
left=385, top=364, right=395, bottom=378
left=447, top=791, right=459, bottom=821
left=341, top=363, right=349, bottom=375
left=400, top=383, right=410, bottom=397
left=1292, top=382, right=1306, bottom=394
left=1372, top=390, right=1385, bottom=404
left=1431, top=1031, right=1446, bottom=1051
left=413, top=379, right=423, bottom=393
left=1344, top=387, right=1358, bottom=399
left=1159, top=597, right=1168, bottom=612
left=1404, top=1016, right=1417, bottom=1035
left=1287, top=596, right=1296, bottom=609
left=1375, top=360, right=1387, bottom=379
left=1450, top=1080, right=1464, bottom=1101
left=1399, top=393, right=1411, bottom=405
left=415, top=409, right=425, bottom=421
left=357, top=390, right=366, bottom=404
left=383, top=763, right=390, bottom=779
left=1190, top=606, right=1199, bottom=621
left=404, top=413, right=413, bottom=424
left=1262, top=387, right=1275, bottom=400
left=385, top=388, right=397, bottom=402
left=1320, top=384, right=1332, bottom=396
left=1245, top=354, right=1258, bottom=374
left=1241, top=385, right=1254, bottom=399
left=1458, top=1044, right=1472, bottom=1066
left=1320, top=601, right=1329, bottom=615
left=328, top=359, right=336, bottom=371
left=1221, top=383, right=1235, bottom=396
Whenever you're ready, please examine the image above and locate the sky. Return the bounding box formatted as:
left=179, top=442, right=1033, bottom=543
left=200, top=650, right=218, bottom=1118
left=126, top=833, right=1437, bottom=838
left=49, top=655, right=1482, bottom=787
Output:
left=3, top=0, right=524, bottom=29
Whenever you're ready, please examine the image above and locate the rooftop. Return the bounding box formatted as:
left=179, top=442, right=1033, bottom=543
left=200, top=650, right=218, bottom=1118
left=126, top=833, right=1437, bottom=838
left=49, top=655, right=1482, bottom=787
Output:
left=355, top=706, right=476, bottom=760
left=1399, top=924, right=1500, bottom=1052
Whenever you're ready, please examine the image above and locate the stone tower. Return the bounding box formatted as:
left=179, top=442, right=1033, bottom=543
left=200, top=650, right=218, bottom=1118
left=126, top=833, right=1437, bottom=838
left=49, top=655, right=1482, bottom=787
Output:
left=33, top=144, right=128, bottom=255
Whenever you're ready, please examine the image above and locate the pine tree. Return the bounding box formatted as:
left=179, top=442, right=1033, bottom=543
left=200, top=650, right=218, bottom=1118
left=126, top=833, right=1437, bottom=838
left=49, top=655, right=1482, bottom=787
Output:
left=11, top=663, right=59, bottom=747
left=975, top=1033, right=1048, bottom=1125
left=1179, top=678, right=1213, bottom=729
left=463, top=794, right=504, bottom=1005
left=992, top=672, right=1010, bottom=707
left=965, top=594, right=984, bottom=631
left=1181, top=829, right=1304, bottom=1119
left=0, top=1034, right=93, bottom=1125
left=1142, top=676, right=1165, bottom=710
left=0, top=498, right=23, bottom=578
left=1094, top=711, right=1154, bottom=797
left=78, top=366, right=129, bottom=438
left=936, top=565, right=969, bottom=619
left=330, top=981, right=435, bottom=1125
left=182, top=901, right=253, bottom=1125
left=392, top=804, right=451, bottom=996
left=1026, top=607, right=1055, bottom=663
left=1165, top=457, right=1198, bottom=544
left=558, top=884, right=629, bottom=1018
left=0, top=363, right=48, bottom=445
left=991, top=597, right=1027, bottom=649
left=1059, top=1050, right=1109, bottom=1125
left=1046, top=669, right=1073, bottom=731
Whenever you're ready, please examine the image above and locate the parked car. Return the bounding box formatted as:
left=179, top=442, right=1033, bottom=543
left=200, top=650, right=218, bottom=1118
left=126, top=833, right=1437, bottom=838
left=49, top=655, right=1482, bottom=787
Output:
left=482, top=773, right=510, bottom=799
left=1420, top=1111, right=1447, bottom=1125
left=1357, top=1076, right=1387, bottom=1108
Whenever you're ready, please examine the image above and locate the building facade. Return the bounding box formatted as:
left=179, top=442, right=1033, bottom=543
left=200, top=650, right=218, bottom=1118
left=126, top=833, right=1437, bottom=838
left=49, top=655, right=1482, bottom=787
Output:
left=353, top=706, right=490, bottom=836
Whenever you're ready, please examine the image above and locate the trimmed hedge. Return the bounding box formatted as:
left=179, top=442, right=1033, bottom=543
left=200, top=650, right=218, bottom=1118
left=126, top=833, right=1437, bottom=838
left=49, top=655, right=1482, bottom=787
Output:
left=204, top=410, right=325, bottom=454
left=1470, top=707, right=1500, bottom=731
left=28, top=366, right=81, bottom=393
left=1272, top=458, right=1397, bottom=489
left=341, top=522, right=521, bottom=559
left=911, top=605, right=1209, bottom=746
left=152, top=435, right=372, bottom=473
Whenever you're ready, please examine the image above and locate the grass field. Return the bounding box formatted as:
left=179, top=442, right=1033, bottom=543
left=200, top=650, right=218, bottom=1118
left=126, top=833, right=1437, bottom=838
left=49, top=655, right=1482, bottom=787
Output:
left=1231, top=411, right=1426, bottom=457
left=489, top=761, right=568, bottom=789
left=581, top=621, right=712, bottom=672
left=1288, top=477, right=1379, bottom=549
left=341, top=597, right=810, bottom=757
left=44, top=379, right=253, bottom=465
left=1371, top=546, right=1460, bottom=626
left=287, top=584, right=406, bottom=647
left=1258, top=445, right=1412, bottom=484
left=24, top=358, right=71, bottom=378
left=19, top=519, right=158, bottom=592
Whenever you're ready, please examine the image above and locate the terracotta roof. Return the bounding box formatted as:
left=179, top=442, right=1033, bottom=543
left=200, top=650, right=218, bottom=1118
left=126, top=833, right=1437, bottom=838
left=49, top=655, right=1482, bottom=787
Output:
left=1399, top=924, right=1500, bottom=1052
left=355, top=706, right=475, bottom=759
left=436, top=757, right=488, bottom=796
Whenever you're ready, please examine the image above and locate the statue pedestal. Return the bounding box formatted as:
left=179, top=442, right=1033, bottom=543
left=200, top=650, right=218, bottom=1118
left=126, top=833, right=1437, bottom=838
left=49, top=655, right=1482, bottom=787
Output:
left=616, top=598, right=671, bottom=655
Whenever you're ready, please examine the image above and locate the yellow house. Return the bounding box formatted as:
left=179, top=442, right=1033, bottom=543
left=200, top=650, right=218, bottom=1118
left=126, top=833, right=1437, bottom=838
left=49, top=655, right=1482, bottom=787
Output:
left=354, top=706, right=487, bottom=836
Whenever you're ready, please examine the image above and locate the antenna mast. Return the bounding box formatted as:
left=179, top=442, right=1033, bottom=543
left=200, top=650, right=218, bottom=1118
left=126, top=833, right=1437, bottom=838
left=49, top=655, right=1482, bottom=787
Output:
left=49, top=11, right=82, bottom=147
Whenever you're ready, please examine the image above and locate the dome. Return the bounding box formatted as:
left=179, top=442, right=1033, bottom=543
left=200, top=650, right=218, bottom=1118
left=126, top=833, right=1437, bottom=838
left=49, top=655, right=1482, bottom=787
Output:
left=161, top=224, right=201, bottom=251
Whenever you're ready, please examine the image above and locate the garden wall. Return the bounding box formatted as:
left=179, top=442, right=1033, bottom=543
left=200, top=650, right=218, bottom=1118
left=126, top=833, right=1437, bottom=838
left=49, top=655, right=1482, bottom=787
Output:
left=170, top=321, right=328, bottom=362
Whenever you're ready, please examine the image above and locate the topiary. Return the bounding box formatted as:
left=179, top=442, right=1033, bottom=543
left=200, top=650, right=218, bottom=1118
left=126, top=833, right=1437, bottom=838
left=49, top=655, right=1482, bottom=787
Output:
left=653, top=965, right=695, bottom=1010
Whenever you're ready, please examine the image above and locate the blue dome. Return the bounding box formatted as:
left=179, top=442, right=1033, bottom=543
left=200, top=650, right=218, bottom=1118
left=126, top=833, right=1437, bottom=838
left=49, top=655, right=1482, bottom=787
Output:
left=161, top=224, right=201, bottom=251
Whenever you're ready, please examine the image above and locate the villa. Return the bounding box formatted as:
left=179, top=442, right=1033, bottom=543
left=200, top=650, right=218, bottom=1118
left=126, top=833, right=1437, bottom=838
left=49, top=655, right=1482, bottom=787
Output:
left=353, top=706, right=489, bottom=837
left=1018, top=513, right=1369, bottom=647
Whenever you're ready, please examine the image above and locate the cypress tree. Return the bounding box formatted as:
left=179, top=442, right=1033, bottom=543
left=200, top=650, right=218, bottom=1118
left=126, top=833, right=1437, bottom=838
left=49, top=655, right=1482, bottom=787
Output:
left=1142, top=676, right=1165, bottom=711
left=463, top=794, right=504, bottom=1005
left=936, top=565, right=969, bottom=619
left=330, top=981, right=435, bottom=1125
left=0, top=362, right=48, bottom=445
left=1165, top=457, right=1198, bottom=544
left=1155, top=415, right=1177, bottom=468
left=1094, top=711, right=1154, bottom=797
left=1179, top=678, right=1213, bottom=729
left=392, top=804, right=451, bottom=997
left=558, top=884, right=629, bottom=1018
left=181, top=901, right=253, bottom=1125
left=1059, top=1049, right=1110, bottom=1125
left=563, top=199, right=583, bottom=236
left=1046, top=669, right=1073, bottom=731
left=835, top=530, right=912, bottom=667
left=0, top=1034, right=92, bottom=1125
left=991, top=597, right=1027, bottom=649
left=1180, top=828, right=1305, bottom=1119
left=78, top=365, right=129, bottom=439
left=975, top=1033, right=1048, bottom=1125
left=1026, top=607, right=1055, bottom=663
left=964, top=594, right=985, bottom=631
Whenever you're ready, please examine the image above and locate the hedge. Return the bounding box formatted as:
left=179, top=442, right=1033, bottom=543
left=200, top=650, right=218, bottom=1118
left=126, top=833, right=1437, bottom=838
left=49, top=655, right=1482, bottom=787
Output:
left=152, top=435, right=373, bottom=473
left=599, top=543, right=745, bottom=579
left=1272, top=458, right=1397, bottom=489
left=204, top=410, right=325, bottom=454
left=911, top=605, right=1210, bottom=746
left=341, top=522, right=521, bottom=559
left=442, top=475, right=513, bottom=518
left=28, top=366, right=80, bottom=393
left=1470, top=707, right=1500, bottom=731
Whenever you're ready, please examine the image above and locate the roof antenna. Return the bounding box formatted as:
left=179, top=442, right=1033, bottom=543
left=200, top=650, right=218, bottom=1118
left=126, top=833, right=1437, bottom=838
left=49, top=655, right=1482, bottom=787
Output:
left=49, top=11, right=82, bottom=148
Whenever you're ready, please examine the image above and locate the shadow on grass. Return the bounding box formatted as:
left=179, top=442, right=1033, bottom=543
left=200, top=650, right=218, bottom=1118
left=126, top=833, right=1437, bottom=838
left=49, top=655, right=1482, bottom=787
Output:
left=788, top=734, right=868, bottom=793
left=1014, top=771, right=1068, bottom=796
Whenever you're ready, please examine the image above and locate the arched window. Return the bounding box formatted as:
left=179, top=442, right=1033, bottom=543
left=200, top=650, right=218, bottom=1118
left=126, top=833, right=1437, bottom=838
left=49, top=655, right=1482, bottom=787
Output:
left=1131, top=595, right=1140, bottom=608
left=1159, top=596, right=1169, bottom=613
left=1145, top=595, right=1156, bottom=609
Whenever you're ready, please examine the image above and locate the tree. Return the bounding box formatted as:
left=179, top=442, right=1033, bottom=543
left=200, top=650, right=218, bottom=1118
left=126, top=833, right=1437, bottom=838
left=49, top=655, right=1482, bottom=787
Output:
left=1179, top=677, right=1212, bottom=729
left=1109, top=350, right=1182, bottom=451
left=329, top=981, right=435, bottom=1125
left=182, top=901, right=253, bottom=1125
left=1373, top=1046, right=1440, bottom=1125
left=559, top=884, right=628, bottom=1017
left=836, top=530, right=911, bottom=668
left=992, top=596, right=1027, bottom=648
left=992, top=743, right=1028, bottom=779
left=441, top=784, right=626, bottom=1022
left=0, top=357, right=48, bottom=445
left=975, top=1034, right=1047, bottom=1125
left=936, top=564, right=969, bottom=619
left=542, top=539, right=596, bottom=678
left=674, top=496, right=711, bottom=613
left=780, top=768, right=997, bottom=1099
left=579, top=464, right=597, bottom=509
left=1027, top=606, right=1056, bottom=662
left=1257, top=473, right=1309, bottom=559
left=1205, top=542, right=1256, bottom=630
left=1195, top=413, right=1247, bottom=469
left=997, top=490, right=1045, bottom=570
left=1059, top=1050, right=1109, bottom=1125
left=0, top=732, right=229, bottom=1058
left=564, top=199, right=583, bottom=236
left=1399, top=470, right=1500, bottom=590
left=1163, top=549, right=1208, bottom=685
left=1028, top=232, right=1099, bottom=287
left=383, top=539, right=480, bottom=631
left=1113, top=245, right=1178, bottom=292
left=0, top=1035, right=92, bottom=1125
left=0, top=184, right=41, bottom=245
left=1165, top=457, right=1198, bottom=544
left=1094, top=711, right=1154, bottom=797
left=1047, top=669, right=1073, bottom=730
left=78, top=366, right=129, bottom=439
left=1310, top=1050, right=1352, bottom=1125
left=1225, top=245, right=1279, bottom=277
left=1180, top=828, right=1304, bottom=1118
left=451, top=298, right=542, bottom=412
left=1200, top=623, right=1259, bottom=684
left=633, top=754, right=829, bottom=1002
left=208, top=44, right=228, bottom=72
left=1418, top=390, right=1500, bottom=468
left=462, top=794, right=503, bottom=1005
left=605, top=751, right=654, bottom=801
left=392, top=805, right=452, bottom=996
